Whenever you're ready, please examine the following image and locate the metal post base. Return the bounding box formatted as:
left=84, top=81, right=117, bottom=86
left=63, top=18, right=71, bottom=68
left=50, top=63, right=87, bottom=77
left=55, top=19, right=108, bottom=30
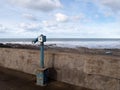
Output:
left=36, top=68, right=48, bottom=86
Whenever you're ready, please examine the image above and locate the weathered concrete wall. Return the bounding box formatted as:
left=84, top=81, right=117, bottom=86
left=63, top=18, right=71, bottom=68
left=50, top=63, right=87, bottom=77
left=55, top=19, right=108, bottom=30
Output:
left=0, top=48, right=40, bottom=74
left=0, top=48, right=120, bottom=90
left=84, top=56, right=120, bottom=79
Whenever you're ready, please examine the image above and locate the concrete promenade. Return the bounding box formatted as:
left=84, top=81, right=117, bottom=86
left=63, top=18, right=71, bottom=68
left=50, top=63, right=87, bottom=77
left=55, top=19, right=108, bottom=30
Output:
left=0, top=67, right=91, bottom=90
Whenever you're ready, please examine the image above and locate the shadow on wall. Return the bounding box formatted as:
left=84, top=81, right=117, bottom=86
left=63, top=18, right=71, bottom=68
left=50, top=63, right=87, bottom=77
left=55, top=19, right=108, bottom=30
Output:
left=48, top=54, right=57, bottom=81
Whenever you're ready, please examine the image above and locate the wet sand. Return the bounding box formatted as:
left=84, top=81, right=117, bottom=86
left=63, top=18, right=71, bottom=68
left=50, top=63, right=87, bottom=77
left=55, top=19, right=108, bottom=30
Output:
left=0, top=67, right=92, bottom=90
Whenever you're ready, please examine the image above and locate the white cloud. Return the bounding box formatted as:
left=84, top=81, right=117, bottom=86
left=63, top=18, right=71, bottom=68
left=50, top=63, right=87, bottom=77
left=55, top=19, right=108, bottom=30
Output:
left=95, top=0, right=120, bottom=12
left=22, top=13, right=37, bottom=21
left=55, top=13, right=68, bottom=22
left=43, top=20, right=120, bottom=38
left=10, top=0, right=62, bottom=12
left=19, top=23, right=40, bottom=31
left=72, top=13, right=85, bottom=21
left=42, top=20, right=57, bottom=27
left=103, top=11, right=113, bottom=17
left=0, top=24, right=7, bottom=33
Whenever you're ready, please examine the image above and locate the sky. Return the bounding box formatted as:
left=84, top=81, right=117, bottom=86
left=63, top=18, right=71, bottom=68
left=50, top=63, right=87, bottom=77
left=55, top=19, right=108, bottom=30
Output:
left=0, top=0, right=120, bottom=38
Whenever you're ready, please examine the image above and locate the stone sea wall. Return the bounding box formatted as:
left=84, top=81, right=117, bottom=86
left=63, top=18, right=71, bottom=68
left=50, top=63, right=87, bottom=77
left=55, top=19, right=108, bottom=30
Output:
left=0, top=47, right=119, bottom=90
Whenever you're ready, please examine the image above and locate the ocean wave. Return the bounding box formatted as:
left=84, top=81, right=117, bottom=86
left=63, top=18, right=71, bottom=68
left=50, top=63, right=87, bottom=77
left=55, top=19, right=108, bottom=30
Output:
left=1, top=41, right=119, bottom=49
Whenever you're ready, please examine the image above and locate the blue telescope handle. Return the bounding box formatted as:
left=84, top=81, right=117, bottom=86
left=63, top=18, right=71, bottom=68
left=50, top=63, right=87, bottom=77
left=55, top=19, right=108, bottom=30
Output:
left=32, top=38, right=38, bottom=43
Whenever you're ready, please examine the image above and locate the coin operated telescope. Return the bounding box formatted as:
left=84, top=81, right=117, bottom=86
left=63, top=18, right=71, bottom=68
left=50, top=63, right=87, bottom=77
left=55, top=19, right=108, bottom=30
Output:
left=32, top=34, right=48, bottom=86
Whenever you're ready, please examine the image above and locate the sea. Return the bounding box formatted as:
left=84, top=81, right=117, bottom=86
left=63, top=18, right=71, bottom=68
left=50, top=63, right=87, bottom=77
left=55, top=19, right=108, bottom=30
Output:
left=0, top=38, right=120, bottom=49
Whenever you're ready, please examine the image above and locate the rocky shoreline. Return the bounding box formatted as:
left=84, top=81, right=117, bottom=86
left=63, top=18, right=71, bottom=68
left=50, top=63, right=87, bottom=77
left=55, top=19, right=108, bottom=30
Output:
left=0, top=43, right=120, bottom=56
